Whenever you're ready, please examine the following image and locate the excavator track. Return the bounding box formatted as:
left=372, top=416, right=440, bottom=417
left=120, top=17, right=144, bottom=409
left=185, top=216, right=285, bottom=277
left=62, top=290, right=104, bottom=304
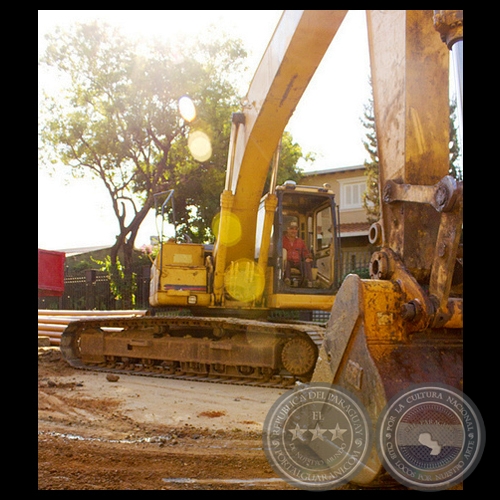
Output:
left=60, top=316, right=325, bottom=389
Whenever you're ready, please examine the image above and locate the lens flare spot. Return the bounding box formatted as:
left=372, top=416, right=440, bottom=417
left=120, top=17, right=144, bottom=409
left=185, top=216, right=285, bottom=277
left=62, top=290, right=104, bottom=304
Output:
left=188, top=130, right=212, bottom=162
left=212, top=212, right=242, bottom=247
left=224, top=259, right=265, bottom=303
left=178, top=95, right=196, bottom=122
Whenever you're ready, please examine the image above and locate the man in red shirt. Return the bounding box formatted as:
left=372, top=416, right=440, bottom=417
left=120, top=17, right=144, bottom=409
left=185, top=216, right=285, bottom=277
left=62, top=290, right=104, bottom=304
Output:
left=283, top=221, right=313, bottom=286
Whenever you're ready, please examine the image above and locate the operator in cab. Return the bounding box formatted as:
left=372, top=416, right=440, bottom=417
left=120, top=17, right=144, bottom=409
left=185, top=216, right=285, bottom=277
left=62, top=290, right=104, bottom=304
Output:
left=283, top=221, right=313, bottom=287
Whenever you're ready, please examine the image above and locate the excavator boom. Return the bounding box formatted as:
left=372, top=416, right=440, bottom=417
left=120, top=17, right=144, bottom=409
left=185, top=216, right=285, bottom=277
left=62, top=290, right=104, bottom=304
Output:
left=217, top=10, right=347, bottom=266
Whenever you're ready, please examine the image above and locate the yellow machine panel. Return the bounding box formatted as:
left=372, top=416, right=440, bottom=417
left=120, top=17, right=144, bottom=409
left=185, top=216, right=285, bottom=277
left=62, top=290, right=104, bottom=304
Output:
left=149, top=242, right=211, bottom=307
left=159, top=242, right=205, bottom=267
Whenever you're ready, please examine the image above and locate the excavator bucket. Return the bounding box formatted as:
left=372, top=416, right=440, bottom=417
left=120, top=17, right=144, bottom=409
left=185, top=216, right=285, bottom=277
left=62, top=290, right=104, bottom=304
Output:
left=312, top=273, right=463, bottom=484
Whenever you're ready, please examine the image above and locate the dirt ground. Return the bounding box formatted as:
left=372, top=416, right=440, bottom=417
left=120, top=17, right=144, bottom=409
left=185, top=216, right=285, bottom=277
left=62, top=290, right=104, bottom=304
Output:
left=38, top=346, right=466, bottom=491
left=38, top=346, right=295, bottom=490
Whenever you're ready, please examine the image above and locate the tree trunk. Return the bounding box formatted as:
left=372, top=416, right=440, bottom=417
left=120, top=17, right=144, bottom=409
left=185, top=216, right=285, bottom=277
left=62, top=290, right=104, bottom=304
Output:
left=122, top=240, right=135, bottom=310
left=108, top=197, right=154, bottom=309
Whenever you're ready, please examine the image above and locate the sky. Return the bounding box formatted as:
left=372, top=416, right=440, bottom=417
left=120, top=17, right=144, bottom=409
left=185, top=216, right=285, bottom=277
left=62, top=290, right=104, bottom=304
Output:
left=38, top=10, right=372, bottom=251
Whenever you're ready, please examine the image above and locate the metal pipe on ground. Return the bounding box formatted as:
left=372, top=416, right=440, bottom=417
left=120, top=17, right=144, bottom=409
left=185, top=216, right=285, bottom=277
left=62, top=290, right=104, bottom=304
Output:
left=38, top=310, right=148, bottom=346
left=38, top=309, right=148, bottom=316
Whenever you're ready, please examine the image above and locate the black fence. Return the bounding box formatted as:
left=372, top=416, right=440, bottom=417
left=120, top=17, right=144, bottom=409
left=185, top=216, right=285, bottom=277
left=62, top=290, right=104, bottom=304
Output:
left=39, top=252, right=372, bottom=312
left=341, top=251, right=372, bottom=279
left=38, top=267, right=151, bottom=311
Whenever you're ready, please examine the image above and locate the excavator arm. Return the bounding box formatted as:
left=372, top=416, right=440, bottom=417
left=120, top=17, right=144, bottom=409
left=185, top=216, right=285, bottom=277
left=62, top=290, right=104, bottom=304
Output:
left=312, top=10, right=463, bottom=486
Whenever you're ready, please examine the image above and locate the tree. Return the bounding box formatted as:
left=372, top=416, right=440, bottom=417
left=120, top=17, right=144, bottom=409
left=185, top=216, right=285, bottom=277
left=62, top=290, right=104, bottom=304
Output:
left=360, top=86, right=380, bottom=223
left=39, top=22, right=308, bottom=306
left=39, top=22, right=246, bottom=306
left=448, top=100, right=463, bottom=181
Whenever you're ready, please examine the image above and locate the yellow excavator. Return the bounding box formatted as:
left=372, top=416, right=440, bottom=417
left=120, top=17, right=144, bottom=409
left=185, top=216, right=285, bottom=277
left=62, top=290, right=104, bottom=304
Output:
left=62, top=10, right=463, bottom=457
left=62, top=11, right=350, bottom=384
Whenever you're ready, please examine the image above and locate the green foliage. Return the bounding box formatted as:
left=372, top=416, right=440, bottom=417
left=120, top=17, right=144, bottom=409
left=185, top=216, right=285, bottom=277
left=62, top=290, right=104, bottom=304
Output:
left=91, top=254, right=137, bottom=305
left=39, top=22, right=247, bottom=251
left=276, top=132, right=310, bottom=185
left=71, top=255, right=98, bottom=273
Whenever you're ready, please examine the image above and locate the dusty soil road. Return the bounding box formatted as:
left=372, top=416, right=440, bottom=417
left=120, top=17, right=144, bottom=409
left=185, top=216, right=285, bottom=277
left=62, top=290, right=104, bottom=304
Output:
left=39, top=346, right=466, bottom=491
left=38, top=346, right=296, bottom=490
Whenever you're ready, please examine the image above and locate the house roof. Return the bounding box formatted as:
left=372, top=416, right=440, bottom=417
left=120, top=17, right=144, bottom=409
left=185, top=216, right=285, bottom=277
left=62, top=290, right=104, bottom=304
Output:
left=339, top=221, right=371, bottom=236
left=54, top=245, right=113, bottom=257
left=303, top=164, right=365, bottom=177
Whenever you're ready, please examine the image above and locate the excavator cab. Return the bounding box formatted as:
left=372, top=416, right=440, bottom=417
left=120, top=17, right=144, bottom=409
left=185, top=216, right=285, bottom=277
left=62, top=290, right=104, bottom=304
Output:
left=256, top=181, right=341, bottom=298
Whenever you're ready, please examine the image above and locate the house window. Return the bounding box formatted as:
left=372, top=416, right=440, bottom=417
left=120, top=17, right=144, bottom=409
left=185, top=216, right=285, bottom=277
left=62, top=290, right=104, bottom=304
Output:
left=338, top=177, right=366, bottom=211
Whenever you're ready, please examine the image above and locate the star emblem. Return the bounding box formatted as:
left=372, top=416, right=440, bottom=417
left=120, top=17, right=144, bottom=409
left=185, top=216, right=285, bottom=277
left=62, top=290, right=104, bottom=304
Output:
left=329, top=423, right=347, bottom=441
left=289, top=423, right=307, bottom=441
left=309, top=423, right=328, bottom=441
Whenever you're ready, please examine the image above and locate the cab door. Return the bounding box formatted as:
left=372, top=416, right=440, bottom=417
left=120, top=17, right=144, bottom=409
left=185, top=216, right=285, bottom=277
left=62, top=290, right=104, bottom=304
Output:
left=312, top=202, right=340, bottom=290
